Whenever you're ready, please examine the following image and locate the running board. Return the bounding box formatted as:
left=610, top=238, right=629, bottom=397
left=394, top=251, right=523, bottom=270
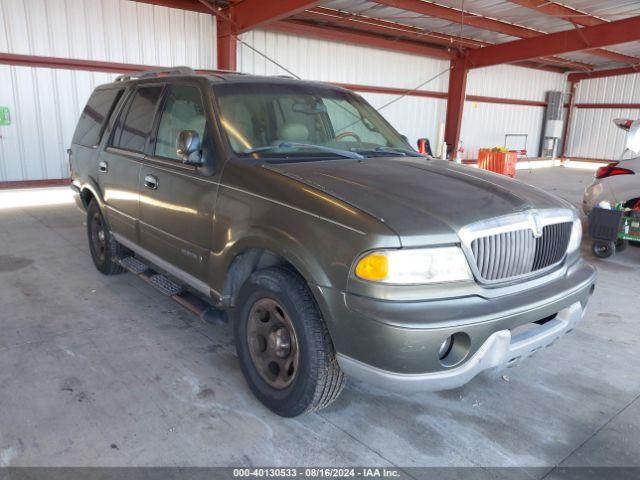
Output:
left=118, top=256, right=227, bottom=325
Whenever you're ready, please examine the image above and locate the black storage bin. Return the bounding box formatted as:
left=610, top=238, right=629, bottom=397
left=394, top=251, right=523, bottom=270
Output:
left=588, top=208, right=623, bottom=242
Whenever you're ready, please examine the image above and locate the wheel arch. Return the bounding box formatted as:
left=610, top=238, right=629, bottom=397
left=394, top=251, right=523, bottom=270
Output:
left=217, top=227, right=338, bottom=308
left=221, top=245, right=323, bottom=309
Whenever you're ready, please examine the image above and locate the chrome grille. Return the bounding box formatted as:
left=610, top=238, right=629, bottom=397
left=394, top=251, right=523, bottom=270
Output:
left=470, top=222, right=572, bottom=282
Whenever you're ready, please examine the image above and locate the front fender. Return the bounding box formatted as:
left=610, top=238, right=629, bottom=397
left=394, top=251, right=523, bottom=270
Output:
left=209, top=223, right=336, bottom=296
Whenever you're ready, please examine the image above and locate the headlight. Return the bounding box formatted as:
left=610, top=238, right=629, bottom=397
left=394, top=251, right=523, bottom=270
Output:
left=355, top=247, right=473, bottom=284
left=567, top=218, right=583, bottom=253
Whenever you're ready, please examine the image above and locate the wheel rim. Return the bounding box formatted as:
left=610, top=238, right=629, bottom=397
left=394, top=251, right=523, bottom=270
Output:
left=247, top=298, right=299, bottom=390
left=90, top=212, right=107, bottom=263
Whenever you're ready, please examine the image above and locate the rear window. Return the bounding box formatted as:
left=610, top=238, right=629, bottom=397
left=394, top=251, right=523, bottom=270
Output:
left=111, top=86, right=163, bottom=153
left=72, top=88, right=123, bottom=147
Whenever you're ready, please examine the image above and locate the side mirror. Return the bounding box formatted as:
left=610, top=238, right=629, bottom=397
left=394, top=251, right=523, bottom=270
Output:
left=416, top=138, right=433, bottom=156
left=176, top=130, right=203, bottom=165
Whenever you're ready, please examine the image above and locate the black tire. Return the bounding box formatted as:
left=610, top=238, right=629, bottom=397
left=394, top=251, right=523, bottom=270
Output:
left=86, top=200, right=126, bottom=275
left=592, top=240, right=615, bottom=259
left=616, top=239, right=628, bottom=252
left=233, top=266, right=345, bottom=417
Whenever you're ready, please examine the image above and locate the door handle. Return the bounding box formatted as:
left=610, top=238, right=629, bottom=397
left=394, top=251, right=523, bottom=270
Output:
left=98, top=161, right=108, bottom=173
left=144, top=174, right=158, bottom=190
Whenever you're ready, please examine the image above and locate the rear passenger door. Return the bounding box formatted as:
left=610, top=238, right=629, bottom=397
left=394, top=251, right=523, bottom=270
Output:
left=139, top=83, right=218, bottom=289
left=100, top=85, right=164, bottom=243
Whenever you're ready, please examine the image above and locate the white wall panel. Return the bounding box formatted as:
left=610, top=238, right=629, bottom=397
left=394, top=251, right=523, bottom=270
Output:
left=565, top=73, right=640, bottom=160
left=0, top=0, right=216, bottom=182
left=461, top=65, right=566, bottom=159
left=237, top=29, right=449, bottom=148
left=0, top=66, right=118, bottom=181
left=574, top=72, right=640, bottom=104
left=238, top=30, right=450, bottom=91
left=566, top=107, right=640, bottom=160
left=362, top=94, right=446, bottom=150
left=467, top=65, right=566, bottom=102
left=460, top=101, right=546, bottom=160
left=0, top=0, right=216, bottom=67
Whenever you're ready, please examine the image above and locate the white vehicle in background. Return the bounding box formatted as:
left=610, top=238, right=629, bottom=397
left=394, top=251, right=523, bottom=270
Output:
left=583, top=119, right=640, bottom=214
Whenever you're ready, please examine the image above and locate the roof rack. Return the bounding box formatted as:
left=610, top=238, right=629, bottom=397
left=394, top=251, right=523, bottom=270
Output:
left=115, top=66, right=196, bottom=82
left=115, top=66, right=251, bottom=82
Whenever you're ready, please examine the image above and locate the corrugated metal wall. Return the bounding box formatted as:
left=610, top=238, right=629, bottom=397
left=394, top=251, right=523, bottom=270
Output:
left=461, top=65, right=567, bottom=160
left=238, top=30, right=449, bottom=151
left=0, top=0, right=216, bottom=182
left=239, top=31, right=568, bottom=160
left=566, top=73, right=640, bottom=160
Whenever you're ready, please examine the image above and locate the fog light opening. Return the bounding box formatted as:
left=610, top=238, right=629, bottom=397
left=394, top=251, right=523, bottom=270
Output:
left=439, top=332, right=471, bottom=367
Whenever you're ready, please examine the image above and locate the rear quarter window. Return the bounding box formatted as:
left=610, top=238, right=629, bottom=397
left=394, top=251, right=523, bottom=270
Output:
left=111, top=86, right=164, bottom=153
left=72, top=88, right=124, bottom=147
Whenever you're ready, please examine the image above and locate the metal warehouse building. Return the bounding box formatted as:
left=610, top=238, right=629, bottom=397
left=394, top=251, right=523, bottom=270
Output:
left=1, top=0, right=640, bottom=473
left=1, top=0, right=640, bottom=184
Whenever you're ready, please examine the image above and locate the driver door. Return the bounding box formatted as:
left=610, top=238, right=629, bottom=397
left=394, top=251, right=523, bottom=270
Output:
left=139, top=82, right=218, bottom=286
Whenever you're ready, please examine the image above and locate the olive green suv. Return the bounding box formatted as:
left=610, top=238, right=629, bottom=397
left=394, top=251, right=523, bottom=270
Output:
left=69, top=67, right=596, bottom=417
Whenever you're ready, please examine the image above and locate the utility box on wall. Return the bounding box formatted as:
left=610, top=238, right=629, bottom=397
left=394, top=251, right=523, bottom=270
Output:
left=541, top=91, right=565, bottom=158
left=0, top=106, right=11, bottom=126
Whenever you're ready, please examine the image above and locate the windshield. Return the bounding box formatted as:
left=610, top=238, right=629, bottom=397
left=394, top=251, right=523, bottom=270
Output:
left=213, top=82, right=415, bottom=160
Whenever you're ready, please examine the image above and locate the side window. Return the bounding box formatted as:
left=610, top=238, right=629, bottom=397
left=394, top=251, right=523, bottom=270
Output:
left=154, top=85, right=207, bottom=160
left=111, top=86, right=163, bottom=153
left=72, top=88, right=123, bottom=147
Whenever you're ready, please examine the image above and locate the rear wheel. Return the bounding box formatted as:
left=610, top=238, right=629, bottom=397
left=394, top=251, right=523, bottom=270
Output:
left=233, top=266, right=345, bottom=417
left=87, top=200, right=126, bottom=275
left=592, top=240, right=615, bottom=259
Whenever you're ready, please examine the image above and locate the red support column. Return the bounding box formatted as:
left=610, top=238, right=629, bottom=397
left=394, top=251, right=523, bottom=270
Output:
left=217, top=17, right=237, bottom=71
left=560, top=79, right=578, bottom=158
left=444, top=57, right=468, bottom=160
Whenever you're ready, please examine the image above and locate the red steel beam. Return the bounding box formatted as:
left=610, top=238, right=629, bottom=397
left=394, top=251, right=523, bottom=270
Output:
left=298, top=7, right=488, bottom=49
left=508, top=0, right=640, bottom=65
left=129, top=0, right=212, bottom=14
left=467, top=16, right=640, bottom=69
left=268, top=20, right=453, bottom=59
left=569, top=65, right=640, bottom=82
left=337, top=82, right=547, bottom=106
left=0, top=52, right=160, bottom=73
left=217, top=16, right=238, bottom=70
left=295, top=10, right=575, bottom=72
left=376, top=0, right=543, bottom=38
left=574, top=102, right=640, bottom=109
left=444, top=57, right=469, bottom=159
left=224, top=0, right=325, bottom=34
left=375, top=0, right=622, bottom=67
left=0, top=52, right=549, bottom=108
left=560, top=79, right=576, bottom=158
left=507, top=0, right=604, bottom=27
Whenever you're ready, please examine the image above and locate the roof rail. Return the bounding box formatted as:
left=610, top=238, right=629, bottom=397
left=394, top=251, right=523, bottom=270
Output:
left=115, top=66, right=195, bottom=82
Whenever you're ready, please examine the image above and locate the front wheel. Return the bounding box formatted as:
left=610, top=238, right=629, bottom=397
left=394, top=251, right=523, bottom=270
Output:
left=592, top=240, right=615, bottom=259
left=233, top=267, right=345, bottom=417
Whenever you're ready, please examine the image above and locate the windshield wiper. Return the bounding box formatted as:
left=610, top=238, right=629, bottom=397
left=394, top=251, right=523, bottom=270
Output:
left=244, top=142, right=364, bottom=160
left=352, top=146, right=425, bottom=158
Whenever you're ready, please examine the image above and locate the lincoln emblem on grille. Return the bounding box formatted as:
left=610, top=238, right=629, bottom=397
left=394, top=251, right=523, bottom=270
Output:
left=530, top=212, right=543, bottom=238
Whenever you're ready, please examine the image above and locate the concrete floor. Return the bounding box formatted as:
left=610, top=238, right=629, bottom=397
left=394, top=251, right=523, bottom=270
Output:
left=1, top=167, right=639, bottom=472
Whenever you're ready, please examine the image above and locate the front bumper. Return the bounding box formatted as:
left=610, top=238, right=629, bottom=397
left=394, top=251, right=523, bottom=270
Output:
left=313, top=260, right=596, bottom=392
left=337, top=301, right=585, bottom=392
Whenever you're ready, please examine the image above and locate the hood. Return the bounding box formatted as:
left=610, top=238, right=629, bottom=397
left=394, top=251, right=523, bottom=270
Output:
left=265, top=157, right=573, bottom=246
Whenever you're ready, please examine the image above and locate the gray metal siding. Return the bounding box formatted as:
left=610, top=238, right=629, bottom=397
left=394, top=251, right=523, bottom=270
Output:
left=566, top=73, right=640, bottom=160
left=0, top=0, right=216, bottom=182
